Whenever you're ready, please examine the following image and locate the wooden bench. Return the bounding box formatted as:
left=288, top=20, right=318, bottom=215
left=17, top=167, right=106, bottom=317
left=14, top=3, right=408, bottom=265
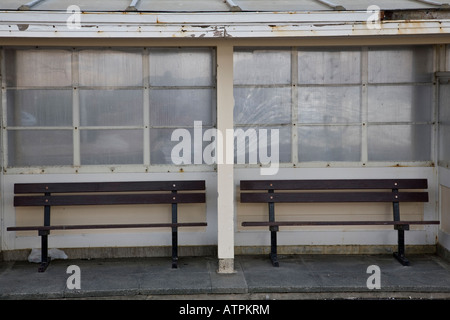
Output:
left=7, top=180, right=207, bottom=272
left=240, top=179, right=440, bottom=267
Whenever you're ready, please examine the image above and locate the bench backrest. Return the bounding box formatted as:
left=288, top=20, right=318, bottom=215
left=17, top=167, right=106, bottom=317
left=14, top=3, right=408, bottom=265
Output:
left=14, top=181, right=206, bottom=207
left=240, top=179, right=428, bottom=203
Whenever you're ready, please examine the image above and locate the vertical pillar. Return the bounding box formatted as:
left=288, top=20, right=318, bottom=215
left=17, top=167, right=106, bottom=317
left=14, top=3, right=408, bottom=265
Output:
left=216, top=44, right=235, bottom=273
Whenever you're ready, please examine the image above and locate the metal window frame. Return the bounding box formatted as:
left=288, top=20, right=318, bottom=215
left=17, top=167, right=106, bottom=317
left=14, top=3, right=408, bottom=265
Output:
left=233, top=45, right=437, bottom=169
left=0, top=44, right=438, bottom=174
left=437, top=68, right=450, bottom=169
left=2, top=46, right=217, bottom=174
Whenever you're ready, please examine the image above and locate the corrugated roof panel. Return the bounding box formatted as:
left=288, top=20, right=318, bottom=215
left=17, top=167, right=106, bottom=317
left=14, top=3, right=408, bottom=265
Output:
left=333, top=0, right=442, bottom=10
left=1, top=0, right=27, bottom=10
left=234, top=0, right=329, bottom=11
left=138, top=0, right=230, bottom=12
left=0, top=0, right=447, bottom=11
left=33, top=0, right=130, bottom=11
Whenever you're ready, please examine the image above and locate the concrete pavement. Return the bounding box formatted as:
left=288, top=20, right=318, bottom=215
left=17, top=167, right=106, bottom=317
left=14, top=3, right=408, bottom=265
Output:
left=1, top=254, right=450, bottom=300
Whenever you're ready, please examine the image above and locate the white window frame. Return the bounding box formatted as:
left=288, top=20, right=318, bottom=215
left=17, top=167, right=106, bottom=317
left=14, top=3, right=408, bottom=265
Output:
left=1, top=46, right=217, bottom=174
left=233, top=45, right=437, bottom=169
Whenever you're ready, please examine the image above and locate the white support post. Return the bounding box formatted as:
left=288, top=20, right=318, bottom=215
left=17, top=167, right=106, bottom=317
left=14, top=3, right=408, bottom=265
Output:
left=216, top=44, right=235, bottom=273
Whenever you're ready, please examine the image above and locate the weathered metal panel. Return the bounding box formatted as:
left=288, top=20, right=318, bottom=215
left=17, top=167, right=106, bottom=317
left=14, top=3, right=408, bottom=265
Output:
left=333, top=0, right=444, bottom=10
left=1, top=0, right=447, bottom=12
left=0, top=10, right=448, bottom=38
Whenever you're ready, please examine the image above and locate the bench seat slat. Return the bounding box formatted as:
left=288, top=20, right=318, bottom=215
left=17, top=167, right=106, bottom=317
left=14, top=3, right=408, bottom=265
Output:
left=14, top=193, right=205, bottom=207
left=14, top=180, right=205, bottom=194
left=242, top=220, right=440, bottom=227
left=240, top=192, right=428, bottom=203
left=7, top=222, right=207, bottom=232
left=240, top=179, right=428, bottom=190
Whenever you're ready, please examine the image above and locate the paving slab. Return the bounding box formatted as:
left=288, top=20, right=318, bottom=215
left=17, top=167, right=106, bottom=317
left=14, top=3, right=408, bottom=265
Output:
left=0, top=254, right=449, bottom=300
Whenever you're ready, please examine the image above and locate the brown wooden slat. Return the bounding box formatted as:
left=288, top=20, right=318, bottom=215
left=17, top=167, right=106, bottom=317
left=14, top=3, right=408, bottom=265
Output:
left=240, top=192, right=429, bottom=203
left=14, top=180, right=206, bottom=194
left=7, top=222, right=207, bottom=232
left=14, top=193, right=205, bottom=207
left=240, top=179, right=428, bottom=190
left=242, top=220, right=440, bottom=227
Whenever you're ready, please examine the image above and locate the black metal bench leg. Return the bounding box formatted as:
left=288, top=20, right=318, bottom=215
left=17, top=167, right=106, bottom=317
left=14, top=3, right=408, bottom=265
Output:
left=171, top=198, right=178, bottom=269
left=38, top=230, right=51, bottom=272
left=38, top=201, right=51, bottom=272
left=270, top=227, right=279, bottom=267
left=172, top=227, right=178, bottom=269
left=393, top=228, right=410, bottom=266
left=268, top=196, right=279, bottom=267
left=392, top=193, right=410, bottom=266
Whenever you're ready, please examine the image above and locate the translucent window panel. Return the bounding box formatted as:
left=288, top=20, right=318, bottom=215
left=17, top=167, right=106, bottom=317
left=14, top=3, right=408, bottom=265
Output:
left=234, top=126, right=291, bottom=164
left=149, top=89, right=214, bottom=126
left=298, top=126, right=361, bottom=162
left=368, top=85, right=432, bottom=123
left=298, top=49, right=361, bottom=85
left=440, top=83, right=450, bottom=122
left=5, top=49, right=72, bottom=87
left=447, top=45, right=450, bottom=71
left=8, top=130, right=73, bottom=166
left=234, top=49, right=291, bottom=85
left=368, top=124, right=431, bottom=161
left=439, top=83, right=450, bottom=163
left=150, top=127, right=214, bottom=165
left=80, top=130, right=143, bottom=165
left=78, top=49, right=143, bottom=87
left=80, top=90, right=143, bottom=126
left=440, top=125, right=450, bottom=163
left=151, top=126, right=290, bottom=165
left=149, top=48, right=214, bottom=87
left=234, top=87, right=291, bottom=125
left=298, top=86, right=361, bottom=124
left=368, top=46, right=433, bottom=83
left=7, top=90, right=72, bottom=127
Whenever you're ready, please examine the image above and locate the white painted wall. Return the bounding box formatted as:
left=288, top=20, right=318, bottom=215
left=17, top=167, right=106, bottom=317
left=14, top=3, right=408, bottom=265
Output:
left=235, top=166, right=439, bottom=248
left=439, top=167, right=450, bottom=252
left=2, top=172, right=218, bottom=251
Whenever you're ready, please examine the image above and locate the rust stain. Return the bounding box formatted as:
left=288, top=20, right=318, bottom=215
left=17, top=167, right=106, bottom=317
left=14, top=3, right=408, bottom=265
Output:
left=17, top=24, right=29, bottom=31
left=213, top=26, right=223, bottom=37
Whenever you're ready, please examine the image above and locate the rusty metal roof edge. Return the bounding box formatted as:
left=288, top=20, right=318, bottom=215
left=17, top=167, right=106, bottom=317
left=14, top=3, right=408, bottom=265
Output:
left=0, top=10, right=380, bottom=24
left=0, top=9, right=449, bottom=39
left=0, top=18, right=449, bottom=39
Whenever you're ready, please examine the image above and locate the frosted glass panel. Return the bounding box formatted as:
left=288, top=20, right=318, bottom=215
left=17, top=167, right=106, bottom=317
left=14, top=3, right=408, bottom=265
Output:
left=234, top=87, right=291, bottom=124
left=440, top=83, right=450, bottom=122
left=150, top=128, right=212, bottom=165
left=80, top=130, right=143, bottom=165
left=7, top=90, right=72, bottom=126
left=8, top=130, right=73, bottom=166
left=440, top=125, right=450, bottom=164
left=150, top=89, right=213, bottom=126
left=439, top=83, right=450, bottom=163
left=79, top=49, right=143, bottom=86
left=298, top=86, right=361, bottom=123
left=298, top=49, right=361, bottom=84
left=368, top=85, right=432, bottom=122
left=234, top=126, right=291, bottom=164
left=5, top=49, right=72, bottom=87
left=234, top=49, right=291, bottom=85
left=80, top=90, right=143, bottom=126
left=149, top=48, right=213, bottom=86
left=298, top=126, right=361, bottom=161
left=447, top=45, right=450, bottom=71
left=368, top=46, right=433, bottom=83
left=368, top=124, right=431, bottom=161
